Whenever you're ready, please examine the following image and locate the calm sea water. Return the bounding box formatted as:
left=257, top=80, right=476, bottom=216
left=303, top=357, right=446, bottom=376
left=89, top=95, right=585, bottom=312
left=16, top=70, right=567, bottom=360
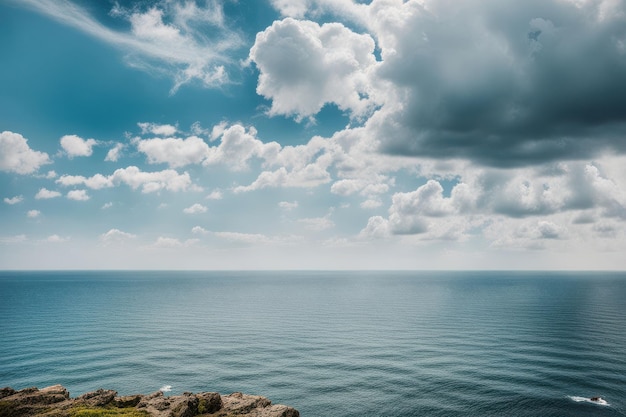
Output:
left=1, top=271, right=625, bottom=416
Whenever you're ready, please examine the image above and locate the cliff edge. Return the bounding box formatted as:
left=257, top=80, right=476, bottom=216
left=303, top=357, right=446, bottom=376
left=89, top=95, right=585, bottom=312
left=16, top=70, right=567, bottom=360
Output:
left=0, top=384, right=299, bottom=417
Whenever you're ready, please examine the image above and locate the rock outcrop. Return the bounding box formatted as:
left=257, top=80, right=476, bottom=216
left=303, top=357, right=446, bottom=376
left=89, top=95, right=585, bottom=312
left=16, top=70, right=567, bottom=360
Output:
left=0, top=385, right=299, bottom=417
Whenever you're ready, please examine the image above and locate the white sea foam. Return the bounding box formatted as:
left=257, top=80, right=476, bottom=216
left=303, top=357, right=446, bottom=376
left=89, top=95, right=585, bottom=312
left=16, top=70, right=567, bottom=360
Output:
left=569, top=396, right=609, bottom=406
left=160, top=385, right=172, bottom=393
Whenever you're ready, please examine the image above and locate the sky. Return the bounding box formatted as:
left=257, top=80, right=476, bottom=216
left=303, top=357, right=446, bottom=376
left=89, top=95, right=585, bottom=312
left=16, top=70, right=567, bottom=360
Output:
left=1, top=0, right=626, bottom=270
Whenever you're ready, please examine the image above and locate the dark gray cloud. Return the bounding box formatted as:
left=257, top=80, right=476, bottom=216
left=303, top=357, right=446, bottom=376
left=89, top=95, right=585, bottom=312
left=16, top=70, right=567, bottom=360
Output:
left=373, top=0, right=626, bottom=166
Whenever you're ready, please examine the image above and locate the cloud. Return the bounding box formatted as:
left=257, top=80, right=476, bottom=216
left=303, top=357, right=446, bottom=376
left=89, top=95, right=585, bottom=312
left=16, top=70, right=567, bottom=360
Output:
left=132, top=123, right=282, bottom=170
left=60, top=134, right=97, bottom=157
left=35, top=188, right=61, bottom=199
left=150, top=236, right=183, bottom=248
left=213, top=231, right=273, bottom=244
left=331, top=177, right=391, bottom=197
left=279, top=201, right=298, bottom=210
left=486, top=217, right=568, bottom=250
left=100, top=228, right=137, bottom=245
left=209, top=121, right=228, bottom=141
left=361, top=0, right=626, bottom=166
left=138, top=122, right=178, bottom=136
left=56, top=166, right=197, bottom=193
left=183, top=203, right=207, bottom=214
left=592, top=221, right=621, bottom=239
left=269, top=0, right=367, bottom=20
left=204, top=124, right=281, bottom=170
left=355, top=155, right=626, bottom=249
left=105, top=143, right=125, bottom=162
left=206, top=189, right=223, bottom=200
left=226, top=125, right=397, bottom=193
left=135, top=135, right=210, bottom=168
left=270, top=0, right=309, bottom=17
left=250, top=18, right=379, bottom=121
left=4, top=195, right=23, bottom=205
left=359, top=215, right=389, bottom=239
left=191, top=226, right=209, bottom=235
left=16, top=0, right=244, bottom=91
left=46, top=234, right=68, bottom=243
left=102, top=202, right=113, bottom=209
left=372, top=180, right=471, bottom=236
left=257, top=1, right=626, bottom=166
left=67, top=189, right=90, bottom=201
left=27, top=209, right=41, bottom=218
left=330, top=179, right=363, bottom=196
left=56, top=173, right=113, bottom=189
left=0, top=131, right=51, bottom=174
left=233, top=165, right=331, bottom=192
left=360, top=199, right=382, bottom=209
left=130, top=121, right=386, bottom=197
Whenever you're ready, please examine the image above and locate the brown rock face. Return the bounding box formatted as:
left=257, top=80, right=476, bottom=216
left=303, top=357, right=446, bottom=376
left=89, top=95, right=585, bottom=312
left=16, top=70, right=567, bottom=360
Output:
left=76, top=388, right=117, bottom=407
left=0, top=385, right=299, bottom=417
left=0, top=384, right=71, bottom=417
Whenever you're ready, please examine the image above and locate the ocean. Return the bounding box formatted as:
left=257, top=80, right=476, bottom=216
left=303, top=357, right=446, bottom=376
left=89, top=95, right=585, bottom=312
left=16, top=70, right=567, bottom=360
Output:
left=0, top=271, right=625, bottom=416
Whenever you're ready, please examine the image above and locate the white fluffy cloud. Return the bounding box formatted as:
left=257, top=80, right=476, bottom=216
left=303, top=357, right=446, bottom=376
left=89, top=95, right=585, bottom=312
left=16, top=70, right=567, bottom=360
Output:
left=206, top=190, right=223, bottom=200
left=204, top=124, right=280, bottom=170
left=35, top=188, right=61, bottom=199
left=183, top=203, right=207, bottom=214
left=56, top=166, right=196, bottom=193
left=358, top=157, right=626, bottom=250
left=138, top=122, right=177, bottom=136
left=135, top=135, right=210, bottom=168
left=46, top=234, right=68, bottom=243
left=129, top=121, right=388, bottom=197
left=191, top=226, right=209, bottom=235
left=100, top=228, right=137, bottom=245
left=105, top=143, right=125, bottom=162
left=270, top=0, right=309, bottom=17
left=269, top=0, right=367, bottom=20
left=233, top=165, right=331, bottom=193
left=250, top=18, right=379, bottom=121
left=67, top=189, right=90, bottom=201
left=360, top=199, right=382, bottom=209
left=27, top=209, right=41, bottom=218
left=0, top=131, right=51, bottom=174
left=4, top=195, right=23, bottom=205
left=60, top=134, right=97, bottom=158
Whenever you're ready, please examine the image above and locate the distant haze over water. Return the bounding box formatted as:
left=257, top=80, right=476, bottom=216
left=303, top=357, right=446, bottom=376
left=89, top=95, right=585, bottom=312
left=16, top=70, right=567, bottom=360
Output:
left=1, top=271, right=625, bottom=417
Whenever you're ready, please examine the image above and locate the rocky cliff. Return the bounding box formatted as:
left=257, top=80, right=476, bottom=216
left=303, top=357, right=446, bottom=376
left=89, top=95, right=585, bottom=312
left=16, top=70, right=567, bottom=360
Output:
left=0, top=384, right=299, bottom=417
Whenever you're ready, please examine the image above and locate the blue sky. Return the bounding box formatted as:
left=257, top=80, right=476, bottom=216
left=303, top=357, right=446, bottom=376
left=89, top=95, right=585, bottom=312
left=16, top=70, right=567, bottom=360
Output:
left=2, top=0, right=626, bottom=269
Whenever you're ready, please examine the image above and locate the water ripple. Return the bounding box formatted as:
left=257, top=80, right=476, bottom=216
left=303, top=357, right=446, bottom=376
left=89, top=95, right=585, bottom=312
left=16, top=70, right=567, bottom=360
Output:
left=1, top=271, right=625, bottom=417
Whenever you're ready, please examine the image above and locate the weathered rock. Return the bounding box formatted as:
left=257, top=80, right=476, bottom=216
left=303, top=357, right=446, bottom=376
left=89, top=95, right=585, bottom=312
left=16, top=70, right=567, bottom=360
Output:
left=0, top=385, right=299, bottom=417
left=171, top=393, right=199, bottom=417
left=196, top=392, right=222, bottom=414
left=1, top=384, right=69, bottom=405
left=255, top=404, right=300, bottom=417
left=113, top=394, right=143, bottom=408
left=76, top=389, right=117, bottom=406
left=0, top=388, right=17, bottom=400
left=222, top=392, right=272, bottom=414
left=0, top=385, right=70, bottom=417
